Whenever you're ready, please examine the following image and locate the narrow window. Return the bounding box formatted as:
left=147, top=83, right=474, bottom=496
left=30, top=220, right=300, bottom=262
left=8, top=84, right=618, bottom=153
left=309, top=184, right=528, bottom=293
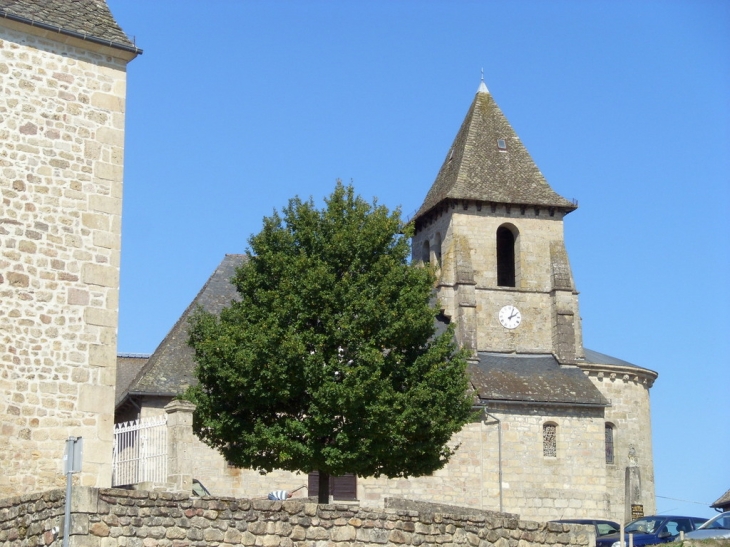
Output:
left=543, top=423, right=557, bottom=457
left=434, top=233, right=442, bottom=267
left=422, top=240, right=430, bottom=265
left=605, top=423, right=615, bottom=464
left=497, top=226, right=516, bottom=287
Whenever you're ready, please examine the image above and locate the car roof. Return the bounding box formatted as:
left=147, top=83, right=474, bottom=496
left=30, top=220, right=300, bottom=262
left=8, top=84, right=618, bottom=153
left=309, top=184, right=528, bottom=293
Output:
left=553, top=519, right=618, bottom=524
left=631, top=515, right=705, bottom=520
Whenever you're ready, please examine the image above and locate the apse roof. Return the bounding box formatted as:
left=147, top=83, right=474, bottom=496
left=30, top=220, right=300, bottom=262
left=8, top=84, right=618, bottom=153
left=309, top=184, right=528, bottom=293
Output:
left=414, top=82, right=576, bottom=222
left=469, top=352, right=609, bottom=407
left=0, top=0, right=140, bottom=53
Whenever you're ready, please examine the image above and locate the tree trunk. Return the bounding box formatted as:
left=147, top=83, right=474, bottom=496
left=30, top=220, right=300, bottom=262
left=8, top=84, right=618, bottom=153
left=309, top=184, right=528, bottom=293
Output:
left=317, top=471, right=330, bottom=504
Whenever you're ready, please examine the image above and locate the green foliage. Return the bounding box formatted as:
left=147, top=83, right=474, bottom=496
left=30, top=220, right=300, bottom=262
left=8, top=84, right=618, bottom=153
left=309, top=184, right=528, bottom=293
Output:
left=186, top=182, right=473, bottom=479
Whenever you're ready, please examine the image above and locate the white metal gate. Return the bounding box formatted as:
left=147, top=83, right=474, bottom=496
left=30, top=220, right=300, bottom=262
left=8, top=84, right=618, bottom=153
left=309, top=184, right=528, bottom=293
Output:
left=112, top=415, right=167, bottom=486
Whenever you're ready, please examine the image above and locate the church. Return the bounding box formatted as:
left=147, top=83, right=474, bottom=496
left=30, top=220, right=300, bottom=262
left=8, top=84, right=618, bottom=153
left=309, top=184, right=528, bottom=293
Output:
left=116, top=80, right=658, bottom=523
left=0, top=0, right=657, bottom=528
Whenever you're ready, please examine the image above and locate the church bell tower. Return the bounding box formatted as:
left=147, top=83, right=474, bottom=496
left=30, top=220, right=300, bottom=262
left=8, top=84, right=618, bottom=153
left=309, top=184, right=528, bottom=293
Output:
left=412, top=80, right=583, bottom=363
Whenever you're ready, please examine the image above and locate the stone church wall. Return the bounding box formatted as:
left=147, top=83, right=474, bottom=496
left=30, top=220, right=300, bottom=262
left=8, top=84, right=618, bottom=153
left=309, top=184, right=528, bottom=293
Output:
left=363, top=405, right=611, bottom=521
left=413, top=207, right=582, bottom=356
left=0, top=21, right=133, bottom=496
left=142, top=402, right=615, bottom=522
left=0, top=486, right=594, bottom=547
left=489, top=405, right=608, bottom=520
left=586, top=370, right=656, bottom=522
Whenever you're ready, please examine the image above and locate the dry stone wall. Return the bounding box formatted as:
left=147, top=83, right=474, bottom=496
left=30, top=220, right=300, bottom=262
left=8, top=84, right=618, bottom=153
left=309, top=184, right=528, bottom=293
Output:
left=0, top=489, right=65, bottom=546
left=0, top=487, right=594, bottom=547
left=0, top=20, right=134, bottom=496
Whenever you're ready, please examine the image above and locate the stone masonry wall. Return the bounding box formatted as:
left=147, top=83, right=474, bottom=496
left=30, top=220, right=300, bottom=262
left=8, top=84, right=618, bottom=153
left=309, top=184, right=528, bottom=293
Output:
left=359, top=406, right=610, bottom=522
left=487, top=405, right=608, bottom=521
left=0, top=20, right=134, bottom=496
left=0, top=489, right=65, bottom=546
left=585, top=368, right=657, bottom=522
left=0, top=486, right=594, bottom=547
left=136, top=398, right=627, bottom=522
left=412, top=206, right=583, bottom=356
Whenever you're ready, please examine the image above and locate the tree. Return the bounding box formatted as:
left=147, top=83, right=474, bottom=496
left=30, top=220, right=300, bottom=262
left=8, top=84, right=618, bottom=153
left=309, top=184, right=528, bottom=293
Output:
left=186, top=182, right=473, bottom=503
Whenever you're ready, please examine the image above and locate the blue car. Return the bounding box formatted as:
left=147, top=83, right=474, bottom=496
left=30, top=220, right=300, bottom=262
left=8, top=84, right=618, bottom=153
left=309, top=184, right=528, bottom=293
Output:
left=595, top=515, right=707, bottom=547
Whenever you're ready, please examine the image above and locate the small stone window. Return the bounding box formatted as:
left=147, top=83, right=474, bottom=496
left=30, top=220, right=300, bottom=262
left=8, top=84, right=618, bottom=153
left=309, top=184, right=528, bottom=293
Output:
left=497, top=139, right=507, bottom=151
left=605, top=423, right=615, bottom=464
left=543, top=423, right=557, bottom=457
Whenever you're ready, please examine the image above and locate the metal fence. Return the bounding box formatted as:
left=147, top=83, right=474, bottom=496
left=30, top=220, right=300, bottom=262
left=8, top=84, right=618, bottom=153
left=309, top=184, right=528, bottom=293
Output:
left=112, top=415, right=167, bottom=487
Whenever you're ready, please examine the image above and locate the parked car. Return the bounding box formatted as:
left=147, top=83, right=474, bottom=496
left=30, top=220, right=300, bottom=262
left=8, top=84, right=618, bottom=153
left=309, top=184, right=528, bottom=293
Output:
left=552, top=519, right=621, bottom=538
left=680, top=511, right=730, bottom=541
left=595, top=515, right=707, bottom=547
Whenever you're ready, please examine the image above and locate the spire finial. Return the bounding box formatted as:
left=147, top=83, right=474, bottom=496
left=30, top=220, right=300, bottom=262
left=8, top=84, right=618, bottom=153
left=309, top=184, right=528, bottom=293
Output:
left=478, top=68, right=489, bottom=94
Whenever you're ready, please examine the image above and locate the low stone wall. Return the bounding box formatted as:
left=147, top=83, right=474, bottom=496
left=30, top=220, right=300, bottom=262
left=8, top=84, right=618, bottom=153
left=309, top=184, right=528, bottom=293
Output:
left=0, top=489, right=65, bottom=545
left=384, top=497, right=518, bottom=520
left=0, top=487, right=593, bottom=547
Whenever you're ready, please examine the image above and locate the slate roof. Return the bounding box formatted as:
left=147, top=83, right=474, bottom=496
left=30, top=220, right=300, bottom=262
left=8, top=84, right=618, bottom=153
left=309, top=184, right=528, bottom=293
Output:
left=120, top=255, right=245, bottom=403
left=469, top=352, right=609, bottom=407
left=115, top=354, right=149, bottom=406
left=0, top=0, right=140, bottom=53
left=712, top=489, right=730, bottom=511
left=414, top=82, right=576, bottom=222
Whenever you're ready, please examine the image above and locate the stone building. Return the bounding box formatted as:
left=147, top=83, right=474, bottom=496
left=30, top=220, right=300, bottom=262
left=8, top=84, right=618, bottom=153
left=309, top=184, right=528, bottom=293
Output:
left=115, top=81, right=657, bottom=524
left=393, top=80, right=657, bottom=522
left=0, top=0, right=139, bottom=497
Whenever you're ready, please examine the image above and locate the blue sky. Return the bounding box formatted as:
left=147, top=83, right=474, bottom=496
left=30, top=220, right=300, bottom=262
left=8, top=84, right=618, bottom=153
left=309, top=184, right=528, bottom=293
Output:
left=108, top=0, right=729, bottom=519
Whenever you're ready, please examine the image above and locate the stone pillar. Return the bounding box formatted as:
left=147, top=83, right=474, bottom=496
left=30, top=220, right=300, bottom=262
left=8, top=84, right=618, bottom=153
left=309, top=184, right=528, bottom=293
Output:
left=624, top=445, right=643, bottom=523
left=454, top=235, right=477, bottom=356
left=165, top=400, right=196, bottom=493
left=550, top=241, right=581, bottom=364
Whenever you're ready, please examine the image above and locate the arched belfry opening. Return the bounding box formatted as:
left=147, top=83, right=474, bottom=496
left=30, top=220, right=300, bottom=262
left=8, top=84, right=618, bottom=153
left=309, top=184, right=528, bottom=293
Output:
left=421, top=240, right=431, bottom=265
left=497, top=225, right=517, bottom=287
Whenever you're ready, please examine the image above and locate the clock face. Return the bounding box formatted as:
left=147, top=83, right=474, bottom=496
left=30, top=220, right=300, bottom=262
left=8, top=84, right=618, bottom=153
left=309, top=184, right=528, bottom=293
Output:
left=499, top=305, right=522, bottom=329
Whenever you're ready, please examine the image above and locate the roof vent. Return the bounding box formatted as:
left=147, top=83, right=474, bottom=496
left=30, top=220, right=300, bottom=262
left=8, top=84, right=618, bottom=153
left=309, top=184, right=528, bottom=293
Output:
left=497, top=139, right=507, bottom=151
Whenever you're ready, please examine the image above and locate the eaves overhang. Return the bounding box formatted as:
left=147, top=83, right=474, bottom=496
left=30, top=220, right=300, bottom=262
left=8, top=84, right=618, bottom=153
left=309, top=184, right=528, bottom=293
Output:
left=477, top=398, right=609, bottom=409
left=0, top=8, right=142, bottom=56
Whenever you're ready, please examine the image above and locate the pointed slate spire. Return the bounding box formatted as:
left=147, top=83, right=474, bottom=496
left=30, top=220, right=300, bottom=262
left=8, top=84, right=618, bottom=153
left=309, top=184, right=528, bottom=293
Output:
left=414, top=83, right=576, bottom=221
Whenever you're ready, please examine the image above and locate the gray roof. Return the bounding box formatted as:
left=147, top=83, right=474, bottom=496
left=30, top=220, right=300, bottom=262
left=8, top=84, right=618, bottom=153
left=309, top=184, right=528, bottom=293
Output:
left=121, top=254, right=245, bottom=401
left=583, top=348, right=638, bottom=368
left=0, top=0, right=140, bottom=53
left=414, top=85, right=576, bottom=222
left=115, top=354, right=149, bottom=406
left=712, top=489, right=730, bottom=510
left=469, top=352, right=609, bottom=407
